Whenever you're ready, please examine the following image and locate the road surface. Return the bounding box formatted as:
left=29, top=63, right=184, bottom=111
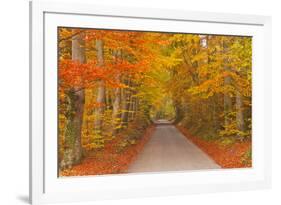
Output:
left=127, top=121, right=220, bottom=173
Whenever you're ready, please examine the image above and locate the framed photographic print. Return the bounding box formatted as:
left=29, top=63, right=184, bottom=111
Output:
left=30, top=0, right=272, bottom=204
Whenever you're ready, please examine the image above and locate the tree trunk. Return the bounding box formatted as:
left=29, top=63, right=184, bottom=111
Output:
left=94, top=39, right=105, bottom=135
left=134, top=97, right=139, bottom=118
left=212, top=96, right=219, bottom=131
left=131, top=96, right=137, bottom=120
left=112, top=76, right=121, bottom=134
left=128, top=94, right=135, bottom=121
left=121, top=77, right=131, bottom=127
left=111, top=50, right=121, bottom=135
left=236, top=91, right=245, bottom=134
left=61, top=32, right=85, bottom=169
left=105, top=87, right=112, bottom=111
left=223, top=40, right=232, bottom=129
left=224, top=75, right=232, bottom=127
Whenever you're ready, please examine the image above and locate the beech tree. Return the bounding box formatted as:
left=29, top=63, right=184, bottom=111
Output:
left=94, top=39, right=105, bottom=135
left=60, top=31, right=85, bottom=169
left=58, top=28, right=252, bottom=171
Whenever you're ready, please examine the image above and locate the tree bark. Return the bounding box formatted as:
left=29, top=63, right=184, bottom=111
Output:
left=128, top=93, right=135, bottom=121
left=94, top=39, right=105, bottom=135
left=132, top=96, right=137, bottom=120
left=121, top=77, right=132, bottom=127
left=110, top=50, right=122, bottom=135
left=60, top=32, right=85, bottom=169
left=236, top=91, right=245, bottom=134
left=224, top=75, right=232, bottom=127
left=223, top=40, right=232, bottom=129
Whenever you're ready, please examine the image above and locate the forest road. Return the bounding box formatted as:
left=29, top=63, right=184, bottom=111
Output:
left=127, top=121, right=220, bottom=173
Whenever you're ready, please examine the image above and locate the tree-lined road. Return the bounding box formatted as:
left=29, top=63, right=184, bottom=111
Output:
left=59, top=29, right=251, bottom=175
left=127, top=121, right=220, bottom=173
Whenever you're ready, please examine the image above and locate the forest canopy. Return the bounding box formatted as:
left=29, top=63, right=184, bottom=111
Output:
left=58, top=27, right=252, bottom=174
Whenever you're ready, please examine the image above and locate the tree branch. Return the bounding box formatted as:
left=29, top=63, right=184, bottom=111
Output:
left=59, top=30, right=86, bottom=43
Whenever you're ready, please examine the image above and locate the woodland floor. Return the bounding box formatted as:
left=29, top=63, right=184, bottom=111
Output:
left=60, top=125, right=155, bottom=176
left=177, top=126, right=252, bottom=168
left=60, top=122, right=251, bottom=177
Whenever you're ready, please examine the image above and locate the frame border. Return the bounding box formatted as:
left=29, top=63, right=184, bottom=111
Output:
left=30, top=1, right=272, bottom=204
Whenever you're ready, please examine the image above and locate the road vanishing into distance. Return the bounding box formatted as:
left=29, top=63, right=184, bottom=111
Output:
left=127, top=120, right=220, bottom=173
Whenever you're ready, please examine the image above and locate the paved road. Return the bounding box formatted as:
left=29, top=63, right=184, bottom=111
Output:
left=127, top=121, right=220, bottom=173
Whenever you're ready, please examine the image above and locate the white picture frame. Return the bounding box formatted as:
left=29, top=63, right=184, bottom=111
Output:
left=30, top=0, right=272, bottom=204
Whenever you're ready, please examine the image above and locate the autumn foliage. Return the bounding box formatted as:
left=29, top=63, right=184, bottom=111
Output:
left=60, top=125, right=155, bottom=176
left=58, top=27, right=252, bottom=176
left=177, top=126, right=251, bottom=168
